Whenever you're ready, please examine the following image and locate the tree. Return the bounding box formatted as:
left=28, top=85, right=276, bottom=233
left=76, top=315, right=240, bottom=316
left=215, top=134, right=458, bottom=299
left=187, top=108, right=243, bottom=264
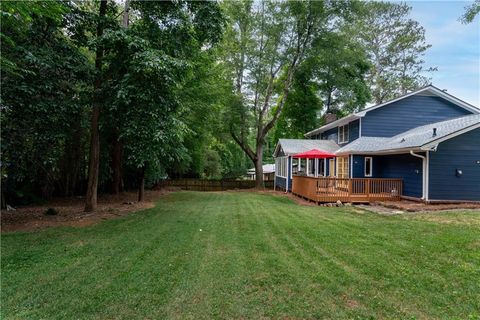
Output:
left=311, top=32, right=371, bottom=115
left=100, top=1, right=225, bottom=201
left=1, top=1, right=93, bottom=205
left=222, top=0, right=332, bottom=188
left=84, top=0, right=108, bottom=212
left=461, top=0, right=480, bottom=23
left=354, top=1, right=434, bottom=103
left=272, top=62, right=322, bottom=141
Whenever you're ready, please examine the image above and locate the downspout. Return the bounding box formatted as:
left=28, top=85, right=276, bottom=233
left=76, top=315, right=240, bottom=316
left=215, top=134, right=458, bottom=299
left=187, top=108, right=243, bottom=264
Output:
left=410, top=150, right=428, bottom=201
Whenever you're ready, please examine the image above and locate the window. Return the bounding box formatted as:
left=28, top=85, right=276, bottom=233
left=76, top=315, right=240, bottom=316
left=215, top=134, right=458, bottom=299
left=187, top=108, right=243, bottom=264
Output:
left=338, top=124, right=349, bottom=144
left=275, top=157, right=289, bottom=178
left=308, top=158, right=315, bottom=176
left=319, top=159, right=326, bottom=177
left=336, top=156, right=349, bottom=179
left=291, top=158, right=299, bottom=176
left=299, top=158, right=306, bottom=174
left=364, top=157, right=373, bottom=177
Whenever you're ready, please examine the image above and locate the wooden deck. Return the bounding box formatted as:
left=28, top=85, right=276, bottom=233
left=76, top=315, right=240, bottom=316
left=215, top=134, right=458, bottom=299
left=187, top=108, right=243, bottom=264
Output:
left=292, top=176, right=403, bottom=203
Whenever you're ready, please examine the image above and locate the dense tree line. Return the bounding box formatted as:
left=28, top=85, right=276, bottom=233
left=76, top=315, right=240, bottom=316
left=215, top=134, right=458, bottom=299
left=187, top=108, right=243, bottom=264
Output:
left=1, top=0, right=434, bottom=208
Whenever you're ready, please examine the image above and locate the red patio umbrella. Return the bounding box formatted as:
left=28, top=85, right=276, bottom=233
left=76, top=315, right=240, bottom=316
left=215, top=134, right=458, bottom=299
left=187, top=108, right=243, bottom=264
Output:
left=293, top=149, right=336, bottom=159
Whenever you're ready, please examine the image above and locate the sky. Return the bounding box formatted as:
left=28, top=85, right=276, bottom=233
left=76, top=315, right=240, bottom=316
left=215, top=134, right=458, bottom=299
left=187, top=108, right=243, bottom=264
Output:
left=401, top=0, right=479, bottom=107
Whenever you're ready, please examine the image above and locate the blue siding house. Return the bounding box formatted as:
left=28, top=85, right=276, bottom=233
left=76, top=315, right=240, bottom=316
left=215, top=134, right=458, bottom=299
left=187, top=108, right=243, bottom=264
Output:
left=274, top=85, right=480, bottom=202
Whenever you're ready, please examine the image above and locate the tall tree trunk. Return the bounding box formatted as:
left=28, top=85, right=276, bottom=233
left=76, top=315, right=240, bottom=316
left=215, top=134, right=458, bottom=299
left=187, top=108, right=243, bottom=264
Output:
left=110, top=135, right=123, bottom=194
left=138, top=166, right=145, bottom=202
left=123, top=0, right=130, bottom=27
left=254, top=142, right=264, bottom=189
left=107, top=0, right=129, bottom=196
left=85, top=0, right=107, bottom=212
left=1, top=189, right=6, bottom=210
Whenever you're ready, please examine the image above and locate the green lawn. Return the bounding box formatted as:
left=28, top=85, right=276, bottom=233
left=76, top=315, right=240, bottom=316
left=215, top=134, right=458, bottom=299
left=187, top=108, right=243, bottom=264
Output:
left=2, top=192, right=480, bottom=319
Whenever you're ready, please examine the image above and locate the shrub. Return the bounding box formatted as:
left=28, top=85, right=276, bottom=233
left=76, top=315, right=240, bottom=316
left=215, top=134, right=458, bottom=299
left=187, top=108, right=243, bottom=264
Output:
left=44, top=208, right=59, bottom=216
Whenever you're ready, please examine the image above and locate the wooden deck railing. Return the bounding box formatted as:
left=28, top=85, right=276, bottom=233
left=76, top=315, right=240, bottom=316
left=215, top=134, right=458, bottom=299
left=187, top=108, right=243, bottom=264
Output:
left=292, top=176, right=402, bottom=203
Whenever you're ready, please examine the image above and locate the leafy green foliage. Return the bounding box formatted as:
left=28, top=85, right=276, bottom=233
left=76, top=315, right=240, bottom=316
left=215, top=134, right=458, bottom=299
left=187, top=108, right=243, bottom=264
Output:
left=273, top=64, right=322, bottom=140
left=1, top=1, right=92, bottom=199
left=460, top=0, right=480, bottom=24
left=353, top=1, right=435, bottom=103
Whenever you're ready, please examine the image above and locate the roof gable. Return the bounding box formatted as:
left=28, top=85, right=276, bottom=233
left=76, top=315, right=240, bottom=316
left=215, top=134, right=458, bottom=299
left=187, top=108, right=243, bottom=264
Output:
left=305, top=85, right=479, bottom=137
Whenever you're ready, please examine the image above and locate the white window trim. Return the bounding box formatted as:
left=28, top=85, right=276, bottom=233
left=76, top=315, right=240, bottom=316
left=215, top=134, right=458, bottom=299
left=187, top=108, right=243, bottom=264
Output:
left=364, top=157, right=373, bottom=177
left=275, top=156, right=288, bottom=178
left=307, top=158, right=316, bottom=177
left=338, top=124, right=349, bottom=144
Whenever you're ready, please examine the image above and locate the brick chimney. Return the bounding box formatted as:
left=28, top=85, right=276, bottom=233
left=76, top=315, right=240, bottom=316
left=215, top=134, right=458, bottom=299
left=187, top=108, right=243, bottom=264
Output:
left=325, top=113, right=337, bottom=124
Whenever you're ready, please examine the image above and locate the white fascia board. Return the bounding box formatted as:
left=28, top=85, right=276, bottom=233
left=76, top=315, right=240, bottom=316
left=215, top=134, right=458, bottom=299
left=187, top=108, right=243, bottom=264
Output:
left=304, top=114, right=361, bottom=137
left=426, top=86, right=480, bottom=114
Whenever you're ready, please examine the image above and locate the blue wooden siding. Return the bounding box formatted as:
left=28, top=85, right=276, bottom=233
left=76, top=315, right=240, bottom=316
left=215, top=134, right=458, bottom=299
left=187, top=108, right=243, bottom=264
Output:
left=275, top=176, right=287, bottom=190
left=429, top=128, right=480, bottom=201
left=351, top=155, right=365, bottom=178
left=374, top=154, right=424, bottom=198
left=361, top=95, right=472, bottom=137
left=349, top=120, right=360, bottom=142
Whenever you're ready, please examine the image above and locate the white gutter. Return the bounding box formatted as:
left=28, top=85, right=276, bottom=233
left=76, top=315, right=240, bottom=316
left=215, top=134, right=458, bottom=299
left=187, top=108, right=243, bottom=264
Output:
left=410, top=150, right=429, bottom=201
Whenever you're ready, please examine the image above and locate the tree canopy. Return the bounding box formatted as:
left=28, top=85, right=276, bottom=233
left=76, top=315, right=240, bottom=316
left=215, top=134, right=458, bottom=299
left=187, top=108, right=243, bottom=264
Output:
left=1, top=0, right=437, bottom=207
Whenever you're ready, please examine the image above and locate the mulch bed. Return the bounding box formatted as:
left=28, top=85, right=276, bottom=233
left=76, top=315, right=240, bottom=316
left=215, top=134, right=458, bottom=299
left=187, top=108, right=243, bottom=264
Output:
left=1, top=190, right=171, bottom=233
left=375, top=200, right=480, bottom=212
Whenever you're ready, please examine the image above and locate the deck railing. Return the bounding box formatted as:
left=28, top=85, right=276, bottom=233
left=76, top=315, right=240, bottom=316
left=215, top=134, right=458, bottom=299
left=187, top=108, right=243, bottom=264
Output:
left=292, top=176, right=402, bottom=203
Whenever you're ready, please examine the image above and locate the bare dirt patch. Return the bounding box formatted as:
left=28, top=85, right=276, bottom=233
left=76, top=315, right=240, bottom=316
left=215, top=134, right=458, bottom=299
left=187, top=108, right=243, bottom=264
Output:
left=1, top=190, right=171, bottom=233
left=375, top=200, right=480, bottom=212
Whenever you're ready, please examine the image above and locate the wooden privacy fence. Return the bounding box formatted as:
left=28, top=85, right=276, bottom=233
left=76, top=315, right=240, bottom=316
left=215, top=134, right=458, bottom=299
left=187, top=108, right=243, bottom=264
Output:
left=157, top=179, right=274, bottom=191
left=292, top=176, right=403, bottom=203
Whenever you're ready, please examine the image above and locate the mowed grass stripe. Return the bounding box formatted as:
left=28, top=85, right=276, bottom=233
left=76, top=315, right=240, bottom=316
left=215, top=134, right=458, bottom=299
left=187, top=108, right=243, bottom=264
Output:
left=2, top=191, right=479, bottom=319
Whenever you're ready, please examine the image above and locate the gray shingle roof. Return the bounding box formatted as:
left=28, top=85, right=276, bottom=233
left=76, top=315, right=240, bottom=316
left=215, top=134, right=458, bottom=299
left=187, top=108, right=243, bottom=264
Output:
left=336, top=114, right=480, bottom=154
left=275, top=139, right=340, bottom=156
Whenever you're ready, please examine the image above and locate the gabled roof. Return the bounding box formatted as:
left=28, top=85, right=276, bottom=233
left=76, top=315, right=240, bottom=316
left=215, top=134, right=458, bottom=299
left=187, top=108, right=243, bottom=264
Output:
left=305, top=85, right=480, bottom=137
left=336, top=114, right=480, bottom=155
left=273, top=139, right=340, bottom=157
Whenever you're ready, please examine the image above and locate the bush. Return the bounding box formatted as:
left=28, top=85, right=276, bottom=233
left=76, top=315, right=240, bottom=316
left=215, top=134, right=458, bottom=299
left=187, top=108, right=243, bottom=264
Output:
left=44, top=208, right=59, bottom=216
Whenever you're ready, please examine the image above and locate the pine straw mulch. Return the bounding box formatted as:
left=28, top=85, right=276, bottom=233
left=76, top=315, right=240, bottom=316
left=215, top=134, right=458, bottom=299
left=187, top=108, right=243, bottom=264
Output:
left=375, top=200, right=480, bottom=212
left=1, top=189, right=173, bottom=233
